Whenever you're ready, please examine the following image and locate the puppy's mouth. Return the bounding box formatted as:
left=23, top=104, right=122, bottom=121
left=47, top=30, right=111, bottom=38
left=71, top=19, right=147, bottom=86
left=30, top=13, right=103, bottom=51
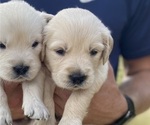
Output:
left=13, top=74, right=30, bottom=81
left=2, top=75, right=30, bottom=83
left=65, top=83, right=86, bottom=90
left=72, top=84, right=83, bottom=89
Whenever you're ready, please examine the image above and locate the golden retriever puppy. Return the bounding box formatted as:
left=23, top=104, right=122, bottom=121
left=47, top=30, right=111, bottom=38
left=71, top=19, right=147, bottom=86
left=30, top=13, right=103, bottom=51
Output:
left=0, top=1, right=52, bottom=125
left=43, top=8, right=113, bottom=125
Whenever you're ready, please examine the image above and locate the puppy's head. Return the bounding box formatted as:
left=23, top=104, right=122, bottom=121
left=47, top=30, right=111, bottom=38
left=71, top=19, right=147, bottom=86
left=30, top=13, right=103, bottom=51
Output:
left=44, top=8, right=113, bottom=90
left=0, top=0, right=51, bottom=82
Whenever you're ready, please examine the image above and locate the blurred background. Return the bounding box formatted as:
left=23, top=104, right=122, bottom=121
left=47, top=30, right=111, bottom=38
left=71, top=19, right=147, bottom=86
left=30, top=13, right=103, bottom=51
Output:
left=117, top=57, right=150, bottom=125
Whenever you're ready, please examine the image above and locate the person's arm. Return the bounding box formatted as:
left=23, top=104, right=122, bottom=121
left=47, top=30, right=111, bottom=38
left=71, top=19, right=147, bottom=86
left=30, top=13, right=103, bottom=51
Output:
left=120, top=56, right=150, bottom=114
left=85, top=56, right=150, bottom=124
left=4, top=83, right=24, bottom=120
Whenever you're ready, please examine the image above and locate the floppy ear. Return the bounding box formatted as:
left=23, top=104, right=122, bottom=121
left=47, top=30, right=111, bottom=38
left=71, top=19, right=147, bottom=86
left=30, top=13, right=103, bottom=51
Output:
left=41, top=38, right=46, bottom=62
left=40, top=12, right=53, bottom=62
left=101, top=33, right=113, bottom=65
left=41, top=12, right=54, bottom=23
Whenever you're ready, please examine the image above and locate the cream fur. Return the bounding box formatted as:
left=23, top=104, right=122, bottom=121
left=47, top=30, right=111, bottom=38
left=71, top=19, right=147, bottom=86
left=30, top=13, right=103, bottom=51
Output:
left=0, top=1, right=52, bottom=125
left=44, top=8, right=113, bottom=125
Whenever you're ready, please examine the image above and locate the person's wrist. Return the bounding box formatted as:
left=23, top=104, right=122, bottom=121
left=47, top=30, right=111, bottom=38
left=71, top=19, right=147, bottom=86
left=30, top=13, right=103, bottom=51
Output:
left=111, top=95, right=135, bottom=125
left=107, top=94, right=128, bottom=124
left=4, top=83, right=24, bottom=120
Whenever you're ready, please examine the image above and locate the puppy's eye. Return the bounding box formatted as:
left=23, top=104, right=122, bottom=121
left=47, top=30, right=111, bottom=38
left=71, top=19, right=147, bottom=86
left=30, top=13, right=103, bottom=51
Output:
left=0, top=43, right=6, bottom=49
left=32, top=41, right=39, bottom=48
left=55, top=49, right=65, bottom=56
left=90, top=49, right=98, bottom=56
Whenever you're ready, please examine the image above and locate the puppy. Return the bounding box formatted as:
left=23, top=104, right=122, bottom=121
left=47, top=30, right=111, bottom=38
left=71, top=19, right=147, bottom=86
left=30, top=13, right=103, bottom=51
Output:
left=43, top=8, right=113, bottom=125
left=0, top=1, right=53, bottom=125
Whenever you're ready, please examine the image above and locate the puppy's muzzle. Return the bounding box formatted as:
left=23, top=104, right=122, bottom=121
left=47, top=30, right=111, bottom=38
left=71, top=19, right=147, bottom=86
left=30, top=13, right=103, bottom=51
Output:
left=13, top=64, right=30, bottom=76
left=69, top=72, right=87, bottom=86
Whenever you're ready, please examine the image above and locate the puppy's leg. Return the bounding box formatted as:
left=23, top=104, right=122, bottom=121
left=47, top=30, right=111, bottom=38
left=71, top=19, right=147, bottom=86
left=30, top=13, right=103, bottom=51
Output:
left=0, top=80, right=12, bottom=125
left=31, top=74, right=56, bottom=125
left=22, top=69, right=49, bottom=120
left=58, top=89, right=95, bottom=125
left=41, top=75, right=56, bottom=125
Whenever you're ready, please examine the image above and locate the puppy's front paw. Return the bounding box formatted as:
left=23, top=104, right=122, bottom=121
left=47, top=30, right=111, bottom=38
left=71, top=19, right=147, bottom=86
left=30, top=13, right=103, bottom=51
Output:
left=58, top=118, right=82, bottom=125
left=0, top=107, right=12, bottom=125
left=22, top=98, right=50, bottom=120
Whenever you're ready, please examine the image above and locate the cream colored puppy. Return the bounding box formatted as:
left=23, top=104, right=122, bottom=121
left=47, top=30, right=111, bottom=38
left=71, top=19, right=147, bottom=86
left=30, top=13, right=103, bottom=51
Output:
left=44, top=8, right=113, bottom=125
left=0, top=1, right=52, bottom=125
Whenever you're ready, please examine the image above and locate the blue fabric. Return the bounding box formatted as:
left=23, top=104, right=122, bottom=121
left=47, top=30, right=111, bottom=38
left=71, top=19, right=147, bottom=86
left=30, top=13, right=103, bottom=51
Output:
left=1, top=0, right=150, bottom=75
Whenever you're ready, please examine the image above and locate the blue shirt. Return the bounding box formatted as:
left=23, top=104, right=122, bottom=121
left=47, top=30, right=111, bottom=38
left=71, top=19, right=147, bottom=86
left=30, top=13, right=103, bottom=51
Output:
left=1, top=0, right=150, bottom=75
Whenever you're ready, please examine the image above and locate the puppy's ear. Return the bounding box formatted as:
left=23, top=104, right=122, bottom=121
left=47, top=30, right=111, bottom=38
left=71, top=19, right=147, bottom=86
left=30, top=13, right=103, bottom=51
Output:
left=101, top=32, right=113, bottom=65
left=40, top=12, right=53, bottom=62
left=41, top=39, right=46, bottom=62
left=41, top=31, right=49, bottom=62
left=41, top=12, right=54, bottom=23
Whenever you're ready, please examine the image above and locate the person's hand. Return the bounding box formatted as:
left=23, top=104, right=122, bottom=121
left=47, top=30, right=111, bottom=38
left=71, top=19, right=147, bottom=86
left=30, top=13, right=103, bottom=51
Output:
left=54, top=64, right=128, bottom=125
left=4, top=82, right=24, bottom=120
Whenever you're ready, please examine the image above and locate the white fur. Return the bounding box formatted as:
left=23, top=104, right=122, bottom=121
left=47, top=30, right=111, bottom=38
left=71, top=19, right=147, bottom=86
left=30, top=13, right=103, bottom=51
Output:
left=0, top=1, right=52, bottom=125
left=44, top=8, right=113, bottom=125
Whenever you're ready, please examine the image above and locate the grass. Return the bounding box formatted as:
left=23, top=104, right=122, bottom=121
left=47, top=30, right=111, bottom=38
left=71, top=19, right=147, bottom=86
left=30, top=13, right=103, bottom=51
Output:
left=127, top=110, right=150, bottom=125
left=117, top=57, right=150, bottom=125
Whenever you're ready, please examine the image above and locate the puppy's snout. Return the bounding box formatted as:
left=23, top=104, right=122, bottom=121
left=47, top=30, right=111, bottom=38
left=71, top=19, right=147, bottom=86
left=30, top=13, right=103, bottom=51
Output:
left=13, top=65, right=29, bottom=76
left=69, top=72, right=87, bottom=85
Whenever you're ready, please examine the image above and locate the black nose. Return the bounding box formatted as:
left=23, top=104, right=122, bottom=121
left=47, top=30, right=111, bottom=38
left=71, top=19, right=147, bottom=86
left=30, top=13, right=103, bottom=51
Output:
left=13, top=65, right=29, bottom=76
left=69, top=72, right=87, bottom=85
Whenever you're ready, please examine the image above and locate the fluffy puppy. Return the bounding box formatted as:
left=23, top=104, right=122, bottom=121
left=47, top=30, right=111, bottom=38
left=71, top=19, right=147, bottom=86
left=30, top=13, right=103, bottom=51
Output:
left=44, top=8, right=113, bottom=125
left=0, top=1, right=52, bottom=125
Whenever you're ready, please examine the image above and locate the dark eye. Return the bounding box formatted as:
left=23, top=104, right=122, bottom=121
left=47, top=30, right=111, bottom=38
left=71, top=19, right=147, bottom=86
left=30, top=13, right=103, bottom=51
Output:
left=90, top=49, right=98, bottom=56
left=56, top=49, right=65, bottom=56
left=0, top=43, right=6, bottom=49
left=32, top=41, right=39, bottom=48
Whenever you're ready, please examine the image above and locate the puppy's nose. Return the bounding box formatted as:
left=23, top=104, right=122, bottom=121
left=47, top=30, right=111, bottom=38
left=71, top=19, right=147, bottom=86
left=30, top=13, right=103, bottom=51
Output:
left=69, top=72, right=87, bottom=85
left=13, top=65, right=29, bottom=76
